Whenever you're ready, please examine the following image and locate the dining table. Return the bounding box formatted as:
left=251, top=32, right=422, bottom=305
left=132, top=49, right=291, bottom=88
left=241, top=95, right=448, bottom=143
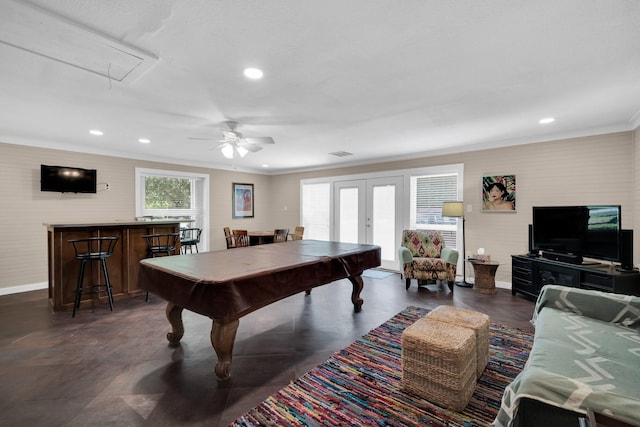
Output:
left=137, top=239, right=381, bottom=380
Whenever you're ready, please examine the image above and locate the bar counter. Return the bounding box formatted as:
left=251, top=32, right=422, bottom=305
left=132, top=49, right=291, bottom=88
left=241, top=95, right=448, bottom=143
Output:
left=45, top=220, right=181, bottom=312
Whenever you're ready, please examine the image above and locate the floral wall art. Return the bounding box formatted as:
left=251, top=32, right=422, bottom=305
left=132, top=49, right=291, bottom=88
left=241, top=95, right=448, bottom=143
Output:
left=482, top=175, right=516, bottom=212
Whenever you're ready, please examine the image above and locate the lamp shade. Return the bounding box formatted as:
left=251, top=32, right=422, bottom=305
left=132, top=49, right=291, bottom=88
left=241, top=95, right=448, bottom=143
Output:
left=221, top=144, right=234, bottom=159
left=442, top=201, right=464, bottom=218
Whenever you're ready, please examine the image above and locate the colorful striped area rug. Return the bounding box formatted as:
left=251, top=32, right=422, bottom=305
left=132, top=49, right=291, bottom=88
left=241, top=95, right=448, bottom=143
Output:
left=232, top=306, right=534, bottom=427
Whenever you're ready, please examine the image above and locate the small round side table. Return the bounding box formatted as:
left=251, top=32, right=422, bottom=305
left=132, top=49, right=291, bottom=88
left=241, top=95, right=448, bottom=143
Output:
left=468, top=259, right=499, bottom=294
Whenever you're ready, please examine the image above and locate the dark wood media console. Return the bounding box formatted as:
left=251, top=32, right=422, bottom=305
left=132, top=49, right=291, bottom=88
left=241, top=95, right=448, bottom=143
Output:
left=512, top=254, right=640, bottom=298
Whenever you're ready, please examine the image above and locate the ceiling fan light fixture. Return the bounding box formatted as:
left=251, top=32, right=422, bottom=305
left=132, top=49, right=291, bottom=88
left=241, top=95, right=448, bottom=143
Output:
left=221, top=143, right=234, bottom=159
left=196, top=121, right=274, bottom=159
left=236, top=145, right=248, bottom=157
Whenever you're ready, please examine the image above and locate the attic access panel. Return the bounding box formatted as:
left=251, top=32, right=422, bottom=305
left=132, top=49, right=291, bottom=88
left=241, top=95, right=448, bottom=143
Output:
left=0, top=0, right=158, bottom=83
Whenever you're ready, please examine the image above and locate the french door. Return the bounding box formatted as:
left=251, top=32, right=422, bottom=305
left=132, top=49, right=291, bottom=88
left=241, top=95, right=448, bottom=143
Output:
left=334, top=176, right=403, bottom=270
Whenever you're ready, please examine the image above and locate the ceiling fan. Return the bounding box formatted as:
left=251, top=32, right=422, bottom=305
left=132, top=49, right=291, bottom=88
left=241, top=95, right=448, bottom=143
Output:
left=189, top=121, right=275, bottom=159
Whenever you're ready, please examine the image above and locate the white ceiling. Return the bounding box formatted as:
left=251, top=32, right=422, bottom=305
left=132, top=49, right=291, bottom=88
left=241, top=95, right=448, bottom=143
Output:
left=1, top=0, right=639, bottom=174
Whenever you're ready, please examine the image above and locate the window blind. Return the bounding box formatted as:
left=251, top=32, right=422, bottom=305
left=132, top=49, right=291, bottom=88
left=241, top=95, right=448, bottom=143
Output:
left=410, top=173, right=459, bottom=248
left=302, top=182, right=330, bottom=241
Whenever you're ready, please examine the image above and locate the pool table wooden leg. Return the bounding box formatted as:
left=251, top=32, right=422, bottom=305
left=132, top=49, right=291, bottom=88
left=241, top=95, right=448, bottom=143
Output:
left=210, top=318, right=239, bottom=381
left=165, top=303, right=184, bottom=345
left=347, top=274, right=364, bottom=312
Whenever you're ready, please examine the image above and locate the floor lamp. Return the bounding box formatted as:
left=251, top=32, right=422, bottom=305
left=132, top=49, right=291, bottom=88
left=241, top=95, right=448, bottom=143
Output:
left=442, top=201, right=472, bottom=287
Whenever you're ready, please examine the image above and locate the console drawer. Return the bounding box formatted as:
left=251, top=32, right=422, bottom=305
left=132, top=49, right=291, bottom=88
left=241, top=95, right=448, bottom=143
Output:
left=513, top=266, right=532, bottom=280
left=582, top=272, right=614, bottom=291
left=513, top=276, right=534, bottom=290
left=512, top=257, right=533, bottom=280
left=512, top=256, right=533, bottom=270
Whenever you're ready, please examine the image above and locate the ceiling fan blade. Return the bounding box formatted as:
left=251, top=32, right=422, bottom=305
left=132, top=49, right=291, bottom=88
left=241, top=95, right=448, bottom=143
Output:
left=209, top=142, right=228, bottom=151
left=244, top=136, right=274, bottom=145
left=239, top=141, right=263, bottom=152
left=188, top=137, right=214, bottom=141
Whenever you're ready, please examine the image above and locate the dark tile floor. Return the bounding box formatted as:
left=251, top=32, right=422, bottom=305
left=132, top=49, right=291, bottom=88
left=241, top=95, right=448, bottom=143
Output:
left=0, top=273, right=535, bottom=426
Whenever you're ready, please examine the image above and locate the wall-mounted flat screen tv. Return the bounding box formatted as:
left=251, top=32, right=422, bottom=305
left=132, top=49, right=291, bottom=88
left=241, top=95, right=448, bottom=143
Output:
left=40, top=164, right=97, bottom=194
left=532, top=205, right=621, bottom=262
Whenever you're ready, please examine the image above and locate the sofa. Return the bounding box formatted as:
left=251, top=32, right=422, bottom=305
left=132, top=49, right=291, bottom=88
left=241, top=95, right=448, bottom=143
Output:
left=494, top=285, right=640, bottom=427
left=398, top=229, right=458, bottom=290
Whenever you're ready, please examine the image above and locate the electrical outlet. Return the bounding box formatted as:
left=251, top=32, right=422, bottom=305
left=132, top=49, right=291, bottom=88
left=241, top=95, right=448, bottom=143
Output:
left=105, top=183, right=110, bottom=191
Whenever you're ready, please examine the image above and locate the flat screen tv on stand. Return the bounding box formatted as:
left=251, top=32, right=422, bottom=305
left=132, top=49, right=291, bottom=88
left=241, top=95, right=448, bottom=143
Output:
left=532, top=205, right=621, bottom=265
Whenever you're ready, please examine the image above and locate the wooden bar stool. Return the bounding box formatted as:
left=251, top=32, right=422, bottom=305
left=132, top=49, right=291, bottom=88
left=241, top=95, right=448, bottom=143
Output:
left=68, top=237, right=119, bottom=317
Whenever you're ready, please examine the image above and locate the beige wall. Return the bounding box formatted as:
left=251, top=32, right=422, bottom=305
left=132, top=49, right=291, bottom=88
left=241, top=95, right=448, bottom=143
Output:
left=273, top=132, right=635, bottom=284
left=1, top=130, right=637, bottom=292
left=0, top=142, right=277, bottom=291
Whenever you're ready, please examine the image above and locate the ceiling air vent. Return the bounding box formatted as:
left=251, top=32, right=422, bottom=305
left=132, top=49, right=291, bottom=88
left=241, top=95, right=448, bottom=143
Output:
left=330, top=151, right=354, bottom=157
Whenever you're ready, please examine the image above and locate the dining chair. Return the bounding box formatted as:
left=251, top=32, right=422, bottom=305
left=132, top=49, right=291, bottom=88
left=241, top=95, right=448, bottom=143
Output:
left=223, top=227, right=236, bottom=249
left=273, top=228, right=289, bottom=243
left=290, top=226, right=305, bottom=240
left=232, top=229, right=250, bottom=247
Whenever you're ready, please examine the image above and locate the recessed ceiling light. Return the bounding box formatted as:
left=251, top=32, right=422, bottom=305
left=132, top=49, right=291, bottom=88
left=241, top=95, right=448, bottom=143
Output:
left=243, top=67, right=264, bottom=79
left=262, top=164, right=269, bottom=168
left=539, top=117, right=555, bottom=124
left=89, top=129, right=103, bottom=136
left=138, top=138, right=151, bottom=144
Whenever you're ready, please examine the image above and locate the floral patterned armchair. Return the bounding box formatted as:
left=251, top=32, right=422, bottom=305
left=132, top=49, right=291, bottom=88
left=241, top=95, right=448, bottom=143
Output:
left=398, top=229, right=459, bottom=291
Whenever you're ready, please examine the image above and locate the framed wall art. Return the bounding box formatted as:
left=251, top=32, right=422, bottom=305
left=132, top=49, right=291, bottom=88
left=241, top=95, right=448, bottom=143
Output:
left=482, top=175, right=516, bottom=212
left=232, top=183, right=254, bottom=218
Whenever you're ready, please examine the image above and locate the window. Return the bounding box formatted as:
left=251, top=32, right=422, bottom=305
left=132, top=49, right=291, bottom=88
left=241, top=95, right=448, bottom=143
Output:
left=144, top=176, right=192, bottom=210
left=135, top=168, right=209, bottom=250
left=302, top=182, right=331, bottom=240
left=410, top=172, right=459, bottom=248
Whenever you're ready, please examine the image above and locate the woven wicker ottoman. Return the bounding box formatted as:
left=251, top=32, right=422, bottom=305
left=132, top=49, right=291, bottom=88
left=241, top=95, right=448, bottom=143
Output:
left=401, top=317, right=477, bottom=411
left=427, top=305, right=490, bottom=379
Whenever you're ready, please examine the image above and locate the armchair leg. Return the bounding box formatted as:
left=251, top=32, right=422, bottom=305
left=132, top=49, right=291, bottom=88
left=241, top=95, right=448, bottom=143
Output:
left=405, top=279, right=411, bottom=290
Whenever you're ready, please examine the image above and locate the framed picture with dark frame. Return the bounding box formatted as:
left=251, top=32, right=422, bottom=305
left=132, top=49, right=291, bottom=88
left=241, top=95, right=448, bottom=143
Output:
left=482, top=175, right=516, bottom=212
left=232, top=183, right=254, bottom=218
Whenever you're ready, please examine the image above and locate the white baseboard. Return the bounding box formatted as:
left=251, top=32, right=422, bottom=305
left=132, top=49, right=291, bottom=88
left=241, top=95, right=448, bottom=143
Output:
left=0, top=282, right=48, bottom=296
left=496, top=280, right=511, bottom=289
